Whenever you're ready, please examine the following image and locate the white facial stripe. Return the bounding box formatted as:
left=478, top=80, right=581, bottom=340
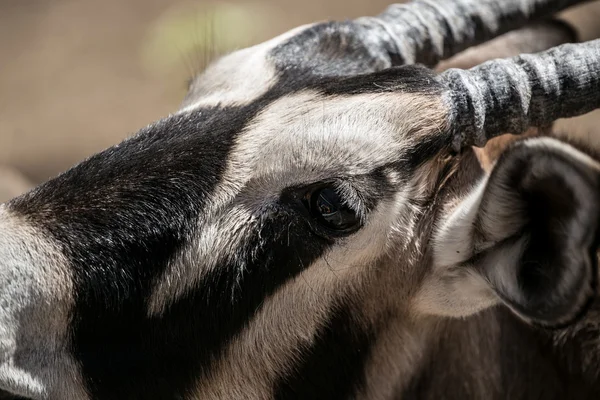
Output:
left=150, top=90, right=445, bottom=315
left=178, top=24, right=314, bottom=111
left=147, top=203, right=256, bottom=316
left=225, top=90, right=445, bottom=188
left=190, top=198, right=402, bottom=399
left=178, top=46, right=276, bottom=111
left=0, top=206, right=88, bottom=399
left=191, top=266, right=339, bottom=400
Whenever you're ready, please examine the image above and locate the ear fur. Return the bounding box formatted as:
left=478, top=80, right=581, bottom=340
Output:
left=429, top=138, right=600, bottom=327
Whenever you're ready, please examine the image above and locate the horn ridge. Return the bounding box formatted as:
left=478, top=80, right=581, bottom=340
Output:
left=440, top=39, right=600, bottom=151
left=366, top=0, right=590, bottom=66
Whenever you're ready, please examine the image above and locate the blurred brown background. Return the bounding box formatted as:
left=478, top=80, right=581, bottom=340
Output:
left=1, top=0, right=600, bottom=202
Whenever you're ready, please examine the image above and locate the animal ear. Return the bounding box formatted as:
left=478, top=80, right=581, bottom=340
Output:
left=431, top=138, right=600, bottom=327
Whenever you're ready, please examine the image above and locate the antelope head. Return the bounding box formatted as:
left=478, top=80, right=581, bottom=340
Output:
left=1, top=0, right=600, bottom=399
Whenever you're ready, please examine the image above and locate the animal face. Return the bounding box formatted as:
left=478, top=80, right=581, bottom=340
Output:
left=1, top=0, right=600, bottom=399
left=4, top=34, right=451, bottom=400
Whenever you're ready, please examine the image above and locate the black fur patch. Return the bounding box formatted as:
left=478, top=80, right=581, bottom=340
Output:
left=0, top=390, right=29, bottom=400
left=10, top=108, right=242, bottom=397
left=269, top=21, right=402, bottom=81
left=313, top=65, right=443, bottom=97
left=9, top=101, right=335, bottom=398
left=273, top=301, right=375, bottom=400
left=269, top=20, right=444, bottom=97
left=7, top=49, right=446, bottom=398
left=69, top=205, right=330, bottom=399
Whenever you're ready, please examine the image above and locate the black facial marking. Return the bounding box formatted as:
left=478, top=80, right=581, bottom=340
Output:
left=283, top=168, right=396, bottom=238
left=74, top=206, right=329, bottom=400
left=0, top=390, right=29, bottom=400
left=273, top=301, right=375, bottom=400
left=10, top=107, right=242, bottom=397
left=9, top=93, right=338, bottom=398
left=314, top=65, right=443, bottom=97
left=404, top=131, right=452, bottom=171
left=6, top=33, right=448, bottom=398
left=270, top=21, right=401, bottom=80
left=269, top=19, right=444, bottom=97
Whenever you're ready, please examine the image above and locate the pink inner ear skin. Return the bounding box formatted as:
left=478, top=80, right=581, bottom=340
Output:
left=472, top=128, right=547, bottom=172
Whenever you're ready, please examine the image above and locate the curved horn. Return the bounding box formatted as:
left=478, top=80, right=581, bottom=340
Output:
left=440, top=39, right=600, bottom=151
left=436, top=19, right=578, bottom=71
left=360, top=0, right=590, bottom=66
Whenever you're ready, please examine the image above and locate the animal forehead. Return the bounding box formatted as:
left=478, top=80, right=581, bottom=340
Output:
left=182, top=20, right=395, bottom=111
left=224, top=89, right=446, bottom=191
left=181, top=24, right=312, bottom=111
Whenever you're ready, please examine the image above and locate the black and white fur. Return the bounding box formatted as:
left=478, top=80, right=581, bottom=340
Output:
left=0, top=0, right=600, bottom=399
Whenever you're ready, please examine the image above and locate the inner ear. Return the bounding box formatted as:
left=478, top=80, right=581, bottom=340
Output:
left=433, top=138, right=600, bottom=327
left=472, top=127, right=543, bottom=172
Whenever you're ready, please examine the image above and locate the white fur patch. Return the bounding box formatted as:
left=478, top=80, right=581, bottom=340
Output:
left=433, top=177, right=488, bottom=268
left=149, top=90, right=445, bottom=315
left=178, top=24, right=314, bottom=111
left=147, top=203, right=256, bottom=316
left=0, top=206, right=88, bottom=399
left=189, top=197, right=406, bottom=399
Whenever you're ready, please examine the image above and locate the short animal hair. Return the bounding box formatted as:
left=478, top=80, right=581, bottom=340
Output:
left=1, top=0, right=600, bottom=399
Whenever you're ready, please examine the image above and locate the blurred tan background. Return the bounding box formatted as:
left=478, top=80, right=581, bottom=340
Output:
left=1, top=0, right=600, bottom=202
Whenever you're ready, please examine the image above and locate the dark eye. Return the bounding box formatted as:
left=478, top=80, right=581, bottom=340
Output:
left=304, top=186, right=360, bottom=234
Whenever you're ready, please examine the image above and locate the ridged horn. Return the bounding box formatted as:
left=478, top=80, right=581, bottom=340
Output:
left=440, top=39, right=600, bottom=151
left=359, top=0, right=590, bottom=66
